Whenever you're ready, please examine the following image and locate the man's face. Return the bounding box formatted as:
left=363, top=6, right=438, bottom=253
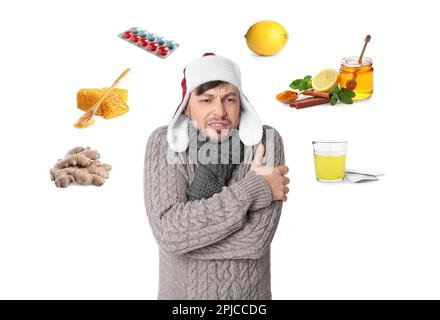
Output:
left=185, top=83, right=240, bottom=142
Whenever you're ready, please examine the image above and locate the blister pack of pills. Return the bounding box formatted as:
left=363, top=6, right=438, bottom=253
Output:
left=118, top=27, right=179, bottom=59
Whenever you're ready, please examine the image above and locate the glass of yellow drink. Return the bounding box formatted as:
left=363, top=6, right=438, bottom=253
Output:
left=339, top=57, right=373, bottom=100
left=313, top=141, right=348, bottom=182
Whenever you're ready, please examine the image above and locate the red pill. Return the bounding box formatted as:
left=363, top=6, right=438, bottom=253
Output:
left=148, top=42, right=158, bottom=51
left=123, top=31, right=132, bottom=39
left=140, top=38, right=149, bottom=47
left=131, top=34, right=140, bottom=43
left=158, top=45, right=169, bottom=56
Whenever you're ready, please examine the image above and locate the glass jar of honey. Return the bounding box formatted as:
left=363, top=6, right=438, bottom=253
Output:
left=339, top=57, right=373, bottom=100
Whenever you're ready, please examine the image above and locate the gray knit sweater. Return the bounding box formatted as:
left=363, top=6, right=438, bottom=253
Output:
left=144, top=125, right=285, bottom=300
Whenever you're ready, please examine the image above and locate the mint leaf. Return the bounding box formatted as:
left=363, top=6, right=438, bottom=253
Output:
left=290, top=79, right=303, bottom=90
left=339, top=89, right=355, bottom=104
left=330, top=86, right=340, bottom=96
left=304, top=76, right=312, bottom=89
left=290, top=75, right=315, bottom=91
left=341, top=88, right=356, bottom=98
left=339, top=93, right=353, bottom=104
left=330, top=94, right=339, bottom=105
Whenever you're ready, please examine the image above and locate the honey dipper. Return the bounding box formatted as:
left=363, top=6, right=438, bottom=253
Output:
left=358, top=35, right=371, bottom=64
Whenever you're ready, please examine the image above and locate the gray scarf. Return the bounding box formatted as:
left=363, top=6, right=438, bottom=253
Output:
left=186, top=124, right=244, bottom=200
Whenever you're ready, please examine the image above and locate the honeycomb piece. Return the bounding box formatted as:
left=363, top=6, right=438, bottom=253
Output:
left=77, top=88, right=128, bottom=117
left=99, top=94, right=129, bottom=119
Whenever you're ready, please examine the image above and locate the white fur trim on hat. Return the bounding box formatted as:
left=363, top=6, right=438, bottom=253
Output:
left=167, top=54, right=263, bottom=152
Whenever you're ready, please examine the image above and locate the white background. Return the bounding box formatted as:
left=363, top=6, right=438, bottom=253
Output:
left=0, top=0, right=439, bottom=299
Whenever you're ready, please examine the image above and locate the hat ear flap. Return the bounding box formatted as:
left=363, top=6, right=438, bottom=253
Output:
left=168, top=114, right=189, bottom=152
left=238, top=93, right=263, bottom=147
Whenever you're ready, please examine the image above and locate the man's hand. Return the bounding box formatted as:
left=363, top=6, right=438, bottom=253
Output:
left=250, top=144, right=290, bottom=202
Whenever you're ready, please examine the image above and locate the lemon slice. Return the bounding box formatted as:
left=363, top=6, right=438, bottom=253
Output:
left=311, top=68, right=339, bottom=92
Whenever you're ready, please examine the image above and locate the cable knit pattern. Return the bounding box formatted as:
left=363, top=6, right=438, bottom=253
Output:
left=144, top=124, right=285, bottom=300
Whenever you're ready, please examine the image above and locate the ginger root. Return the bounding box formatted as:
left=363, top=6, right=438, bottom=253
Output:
left=50, top=147, right=112, bottom=188
left=55, top=146, right=100, bottom=169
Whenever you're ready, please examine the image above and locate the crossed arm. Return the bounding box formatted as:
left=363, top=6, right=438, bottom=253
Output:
left=144, top=126, right=284, bottom=259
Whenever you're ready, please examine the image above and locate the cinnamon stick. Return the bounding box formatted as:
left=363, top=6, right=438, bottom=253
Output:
left=290, top=97, right=330, bottom=109
left=302, top=90, right=330, bottom=98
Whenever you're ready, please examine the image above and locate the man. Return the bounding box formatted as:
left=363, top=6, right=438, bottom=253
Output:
left=144, top=53, right=289, bottom=300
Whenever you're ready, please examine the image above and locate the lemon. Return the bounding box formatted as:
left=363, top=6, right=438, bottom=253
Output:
left=245, top=20, right=288, bottom=56
left=311, top=68, right=339, bottom=92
